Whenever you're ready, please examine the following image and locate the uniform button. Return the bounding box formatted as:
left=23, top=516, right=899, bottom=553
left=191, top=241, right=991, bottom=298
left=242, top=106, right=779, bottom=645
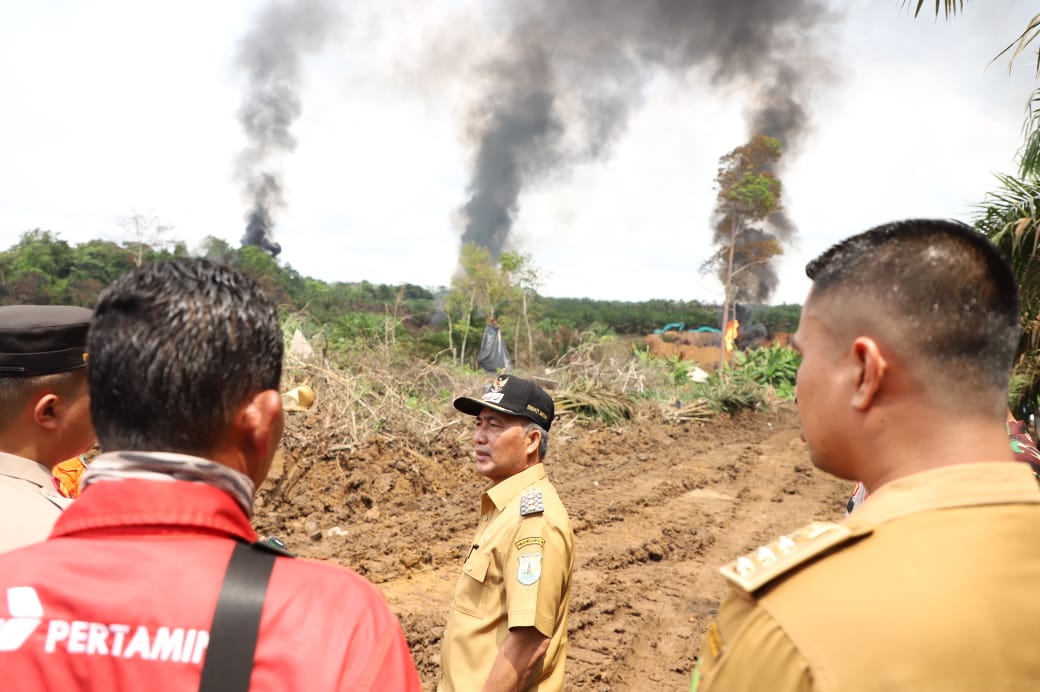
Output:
left=482, top=514, right=489, bottom=522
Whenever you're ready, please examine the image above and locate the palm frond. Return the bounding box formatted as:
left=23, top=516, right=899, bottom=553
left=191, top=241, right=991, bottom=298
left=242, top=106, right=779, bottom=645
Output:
left=907, top=2, right=1040, bottom=76
left=553, top=380, right=636, bottom=425
left=975, top=173, right=1040, bottom=416
left=993, top=13, right=1040, bottom=76
left=1019, top=89, right=1040, bottom=177
left=908, top=0, right=964, bottom=18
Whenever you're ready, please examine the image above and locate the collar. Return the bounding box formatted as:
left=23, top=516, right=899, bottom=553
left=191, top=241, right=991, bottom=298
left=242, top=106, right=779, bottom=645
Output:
left=846, top=462, right=1040, bottom=531
left=81, top=451, right=255, bottom=517
left=0, top=451, right=53, bottom=487
left=485, top=463, right=546, bottom=511
left=52, top=478, right=257, bottom=542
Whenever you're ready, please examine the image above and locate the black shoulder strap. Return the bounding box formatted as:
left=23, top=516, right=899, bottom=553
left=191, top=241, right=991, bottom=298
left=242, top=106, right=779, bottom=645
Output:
left=198, top=540, right=287, bottom=692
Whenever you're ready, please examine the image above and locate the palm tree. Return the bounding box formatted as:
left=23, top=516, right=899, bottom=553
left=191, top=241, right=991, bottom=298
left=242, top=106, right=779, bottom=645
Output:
left=910, top=2, right=1040, bottom=414
left=974, top=88, right=1040, bottom=415
left=975, top=173, right=1040, bottom=415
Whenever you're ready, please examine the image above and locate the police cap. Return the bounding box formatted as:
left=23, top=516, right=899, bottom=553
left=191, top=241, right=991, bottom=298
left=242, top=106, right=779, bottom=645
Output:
left=0, top=305, right=92, bottom=377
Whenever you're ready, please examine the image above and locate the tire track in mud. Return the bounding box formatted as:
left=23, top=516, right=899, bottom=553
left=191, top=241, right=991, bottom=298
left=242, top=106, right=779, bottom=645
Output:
left=564, top=441, right=760, bottom=688
left=561, top=408, right=847, bottom=690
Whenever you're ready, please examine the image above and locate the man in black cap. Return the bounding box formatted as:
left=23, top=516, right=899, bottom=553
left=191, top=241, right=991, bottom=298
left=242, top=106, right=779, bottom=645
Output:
left=0, top=305, right=95, bottom=551
left=439, top=375, right=574, bottom=692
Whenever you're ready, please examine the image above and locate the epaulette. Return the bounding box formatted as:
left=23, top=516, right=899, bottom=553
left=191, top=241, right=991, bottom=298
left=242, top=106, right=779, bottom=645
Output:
left=719, top=521, right=864, bottom=593
left=519, top=488, right=544, bottom=516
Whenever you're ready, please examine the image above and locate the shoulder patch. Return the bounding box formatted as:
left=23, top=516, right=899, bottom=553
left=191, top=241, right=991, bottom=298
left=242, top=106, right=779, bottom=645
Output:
left=515, top=536, right=545, bottom=551
left=719, top=521, right=863, bottom=593
left=519, top=488, right=544, bottom=516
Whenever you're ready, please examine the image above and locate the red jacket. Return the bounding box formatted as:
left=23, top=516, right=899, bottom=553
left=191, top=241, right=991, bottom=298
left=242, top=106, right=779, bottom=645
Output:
left=0, top=479, right=421, bottom=691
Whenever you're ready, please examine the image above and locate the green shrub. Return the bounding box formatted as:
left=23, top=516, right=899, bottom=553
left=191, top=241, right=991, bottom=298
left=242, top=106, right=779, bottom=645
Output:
left=694, top=371, right=768, bottom=414
left=733, top=344, right=800, bottom=400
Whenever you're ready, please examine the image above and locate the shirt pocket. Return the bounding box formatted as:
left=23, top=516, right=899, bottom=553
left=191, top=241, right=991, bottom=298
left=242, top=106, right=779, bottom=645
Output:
left=453, top=552, right=491, bottom=618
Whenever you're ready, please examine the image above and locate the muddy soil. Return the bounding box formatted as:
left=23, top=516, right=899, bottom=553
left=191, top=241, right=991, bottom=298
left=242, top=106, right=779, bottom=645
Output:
left=255, top=401, right=850, bottom=690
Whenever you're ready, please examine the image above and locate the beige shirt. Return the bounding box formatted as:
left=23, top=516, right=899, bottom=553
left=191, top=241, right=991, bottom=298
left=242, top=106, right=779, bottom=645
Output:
left=439, top=463, right=575, bottom=692
left=0, top=452, right=70, bottom=553
left=695, top=462, right=1040, bottom=691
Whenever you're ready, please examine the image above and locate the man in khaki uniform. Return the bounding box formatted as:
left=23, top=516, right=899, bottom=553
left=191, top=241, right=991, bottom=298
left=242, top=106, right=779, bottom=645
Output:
left=694, top=219, right=1040, bottom=690
left=0, top=305, right=95, bottom=551
left=440, top=375, right=574, bottom=692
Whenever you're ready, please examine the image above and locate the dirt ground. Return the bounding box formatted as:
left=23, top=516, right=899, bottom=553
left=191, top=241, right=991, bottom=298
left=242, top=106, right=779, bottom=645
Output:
left=254, top=400, right=850, bottom=690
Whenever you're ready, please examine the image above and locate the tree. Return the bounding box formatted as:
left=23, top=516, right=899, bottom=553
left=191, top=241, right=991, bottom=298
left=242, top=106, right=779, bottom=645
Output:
left=234, top=246, right=291, bottom=304
left=196, top=236, right=237, bottom=264
left=444, top=244, right=517, bottom=367
left=499, top=251, right=545, bottom=366
left=975, top=173, right=1040, bottom=416
left=1017, top=89, right=1040, bottom=179
left=118, top=210, right=175, bottom=266
left=0, top=230, right=74, bottom=304
left=968, top=52, right=1040, bottom=416
left=67, top=239, right=135, bottom=306
left=705, top=135, right=785, bottom=364
left=446, top=245, right=489, bottom=365
left=9, top=229, right=73, bottom=280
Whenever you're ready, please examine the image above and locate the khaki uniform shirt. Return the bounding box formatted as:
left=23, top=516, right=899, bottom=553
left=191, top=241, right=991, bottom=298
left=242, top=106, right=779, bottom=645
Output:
left=0, top=452, right=70, bottom=553
left=694, top=462, right=1040, bottom=691
left=439, top=463, right=575, bottom=691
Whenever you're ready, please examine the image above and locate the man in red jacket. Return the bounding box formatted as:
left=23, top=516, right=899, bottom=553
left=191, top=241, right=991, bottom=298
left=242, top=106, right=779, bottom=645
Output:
left=0, top=258, right=421, bottom=691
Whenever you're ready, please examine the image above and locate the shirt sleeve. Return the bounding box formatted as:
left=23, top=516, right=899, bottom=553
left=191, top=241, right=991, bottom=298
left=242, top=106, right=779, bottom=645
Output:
left=696, top=588, right=814, bottom=692
left=504, top=514, right=570, bottom=637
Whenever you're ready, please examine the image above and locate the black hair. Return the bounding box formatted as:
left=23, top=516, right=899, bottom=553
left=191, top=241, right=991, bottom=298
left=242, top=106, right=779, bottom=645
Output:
left=806, top=219, right=1019, bottom=402
left=0, top=370, right=86, bottom=428
left=87, top=258, right=282, bottom=454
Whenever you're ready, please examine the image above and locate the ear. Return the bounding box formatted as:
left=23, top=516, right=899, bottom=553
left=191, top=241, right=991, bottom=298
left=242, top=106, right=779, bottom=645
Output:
left=524, top=426, right=541, bottom=457
left=850, top=336, right=887, bottom=412
left=236, top=389, right=284, bottom=479
left=32, top=393, right=60, bottom=430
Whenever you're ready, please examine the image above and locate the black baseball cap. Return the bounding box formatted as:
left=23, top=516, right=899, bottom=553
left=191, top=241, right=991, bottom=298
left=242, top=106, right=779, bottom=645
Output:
left=0, top=305, right=92, bottom=376
left=454, top=375, right=555, bottom=430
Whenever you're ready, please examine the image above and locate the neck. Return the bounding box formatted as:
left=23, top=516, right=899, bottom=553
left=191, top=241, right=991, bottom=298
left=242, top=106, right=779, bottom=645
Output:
left=856, top=405, right=1012, bottom=492
left=0, top=431, right=58, bottom=469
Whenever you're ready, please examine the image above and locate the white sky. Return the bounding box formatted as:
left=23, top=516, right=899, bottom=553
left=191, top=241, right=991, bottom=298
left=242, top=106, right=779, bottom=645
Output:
left=0, top=0, right=1037, bottom=305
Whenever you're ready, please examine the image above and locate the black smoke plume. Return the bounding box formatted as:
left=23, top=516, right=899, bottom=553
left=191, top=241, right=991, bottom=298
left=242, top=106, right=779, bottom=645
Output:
left=234, top=0, right=340, bottom=256
left=727, top=227, right=781, bottom=304
left=459, top=0, right=836, bottom=281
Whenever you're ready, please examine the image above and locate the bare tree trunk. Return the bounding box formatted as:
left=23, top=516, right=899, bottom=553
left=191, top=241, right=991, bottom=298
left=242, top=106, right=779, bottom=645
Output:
left=460, top=290, right=475, bottom=365
left=721, top=220, right=739, bottom=370
left=522, top=290, right=534, bottom=364
left=447, top=312, right=457, bottom=363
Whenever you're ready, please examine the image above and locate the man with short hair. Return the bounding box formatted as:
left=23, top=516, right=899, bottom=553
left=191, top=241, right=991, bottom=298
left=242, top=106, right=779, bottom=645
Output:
left=0, top=305, right=95, bottom=551
left=439, top=375, right=574, bottom=692
left=693, top=219, right=1040, bottom=690
left=0, top=259, right=421, bottom=690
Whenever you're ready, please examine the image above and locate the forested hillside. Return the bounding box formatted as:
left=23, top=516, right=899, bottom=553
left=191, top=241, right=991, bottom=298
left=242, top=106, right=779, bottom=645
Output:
left=0, top=229, right=799, bottom=366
